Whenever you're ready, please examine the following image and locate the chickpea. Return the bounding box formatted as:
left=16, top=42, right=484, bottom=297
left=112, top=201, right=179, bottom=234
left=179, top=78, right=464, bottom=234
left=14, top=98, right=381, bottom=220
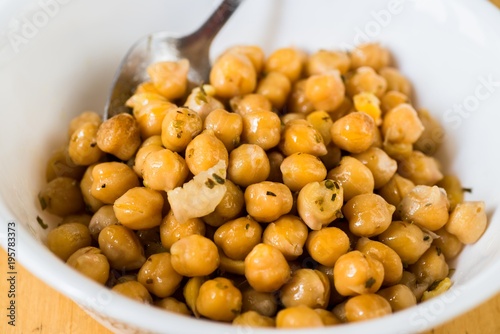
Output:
left=382, top=141, right=413, bottom=161
left=142, top=148, right=189, bottom=192
left=68, top=122, right=104, bottom=166
left=155, top=297, right=191, bottom=316
left=280, top=153, right=327, bottom=192
left=378, top=221, right=433, bottom=265
left=327, top=156, right=374, bottom=201
left=350, top=43, right=390, bottom=70
left=280, top=112, right=307, bottom=124
left=329, top=96, right=354, bottom=122
left=203, top=179, right=244, bottom=227
left=45, top=147, right=86, bottom=182
left=332, top=302, right=347, bottom=323
left=307, top=49, right=351, bottom=76
left=133, top=141, right=163, bottom=178
left=414, top=108, right=445, bottom=156
left=60, top=213, right=92, bottom=227
left=263, top=215, right=308, bottom=260
left=183, top=276, right=206, bottom=318
left=436, top=175, right=465, bottom=211
left=39, top=177, right=85, bottom=216
left=126, top=91, right=167, bottom=113
left=137, top=252, right=183, bottom=298
left=306, top=227, right=349, bottom=267
left=346, top=66, right=387, bottom=98
left=264, top=47, right=305, bottom=83
left=112, top=281, right=153, bottom=304
left=380, top=90, right=409, bottom=114
left=244, top=181, right=293, bottom=223
left=241, top=286, right=279, bottom=317
left=185, top=130, right=228, bottom=176
left=287, top=79, right=315, bottom=114
left=161, top=107, right=203, bottom=152
left=378, top=173, right=415, bottom=207
left=80, top=164, right=105, bottom=213
left=214, top=216, right=262, bottom=261
left=446, top=201, right=487, bottom=244
left=352, top=147, right=397, bottom=189
left=382, top=103, right=424, bottom=145
left=88, top=205, right=118, bottom=239
left=305, top=70, right=345, bottom=112
left=343, top=193, right=395, bottom=237
left=68, top=110, right=101, bottom=137
left=398, top=150, right=443, bottom=186
left=320, top=143, right=342, bottom=171
left=227, top=144, right=270, bottom=187
left=280, top=268, right=330, bottom=309
left=379, top=67, right=411, bottom=95
left=399, top=270, right=429, bottom=302
left=266, top=150, right=285, bottom=183
left=241, top=109, right=281, bottom=150
left=356, top=237, right=403, bottom=286
left=96, top=113, right=141, bottom=161
left=232, top=311, right=275, bottom=327
left=256, top=71, right=291, bottom=110
left=344, top=294, right=392, bottom=322
left=225, top=45, right=265, bottom=73
left=184, top=85, right=225, bottom=121
left=330, top=111, right=376, bottom=154
left=91, top=162, right=140, bottom=204
left=353, top=92, right=382, bottom=126
left=409, top=246, right=449, bottom=285
left=279, top=119, right=327, bottom=157
left=98, top=224, right=146, bottom=271
left=218, top=251, right=245, bottom=275
left=276, top=305, right=324, bottom=328
left=334, top=251, right=384, bottom=296
left=170, top=235, right=219, bottom=276
left=159, top=210, right=205, bottom=251
left=313, top=309, right=340, bottom=325
left=210, top=52, right=256, bottom=99
left=133, top=101, right=176, bottom=139
left=421, top=277, right=453, bottom=302
left=147, top=59, right=188, bottom=100
left=113, top=187, right=164, bottom=230
left=306, top=110, right=333, bottom=145
left=196, top=277, right=242, bottom=322
left=245, top=243, right=291, bottom=292
left=377, top=284, right=417, bottom=312
left=66, top=246, right=110, bottom=284
left=204, top=108, right=243, bottom=152
left=432, top=227, right=463, bottom=260
left=47, top=223, right=92, bottom=261
left=229, top=93, right=273, bottom=116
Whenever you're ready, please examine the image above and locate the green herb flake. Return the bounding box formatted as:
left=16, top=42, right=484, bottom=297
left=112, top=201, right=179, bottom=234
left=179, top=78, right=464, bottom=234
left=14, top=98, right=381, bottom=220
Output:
left=38, top=195, right=47, bottom=210
left=36, top=216, right=48, bottom=229
left=365, top=277, right=376, bottom=288
left=334, top=181, right=340, bottom=189
left=194, top=86, right=208, bottom=104
left=212, top=173, right=225, bottom=185
left=425, top=203, right=432, bottom=207
left=101, top=184, right=106, bottom=188
left=436, top=246, right=442, bottom=256
left=428, top=279, right=443, bottom=291
left=245, top=223, right=250, bottom=230
left=205, top=179, right=216, bottom=189
left=90, top=142, right=97, bottom=148
left=423, top=235, right=431, bottom=241
left=266, top=191, right=277, bottom=197
left=462, top=187, right=473, bottom=193
left=331, top=193, right=337, bottom=202
left=325, top=180, right=334, bottom=189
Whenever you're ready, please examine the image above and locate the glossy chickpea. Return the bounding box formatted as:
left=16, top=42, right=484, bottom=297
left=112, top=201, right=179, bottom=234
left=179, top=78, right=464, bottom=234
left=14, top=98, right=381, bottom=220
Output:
left=225, top=45, right=265, bottom=73
left=161, top=107, right=203, bottom=152
left=305, top=70, right=345, bottom=112
left=382, top=103, right=424, bottom=145
left=307, top=49, right=351, bottom=75
left=345, top=294, right=392, bottom=322
left=88, top=205, right=119, bottom=240
left=66, top=246, right=110, bottom=284
left=96, top=113, right=141, bottom=161
left=126, top=91, right=167, bottom=113
left=45, top=147, right=86, bottom=182
left=133, top=101, right=176, bottom=139
left=218, top=251, right=245, bottom=275
left=306, top=110, right=334, bottom=145
left=60, top=213, right=92, bottom=227
left=196, top=277, right=242, bottom=322
left=142, top=148, right=189, bottom=192
left=256, top=71, right=292, bottom=110
left=380, top=90, right=409, bottom=114
left=314, top=309, right=341, bottom=325
left=276, top=305, right=324, bottom=328
left=378, top=67, right=411, bottom=96
left=279, top=119, right=327, bottom=157
left=350, top=43, right=390, bottom=70
left=346, top=66, right=387, bottom=98
left=39, top=177, right=85, bottom=216
left=185, top=130, right=228, bottom=175
left=241, top=286, right=279, bottom=317
left=377, top=284, right=416, bottom=312
left=214, top=216, right=262, bottom=261
left=160, top=210, right=205, bottom=250
left=229, top=93, right=273, bottom=116
left=399, top=271, right=429, bottom=301
left=227, top=144, right=270, bottom=187
left=99, top=224, right=146, bottom=271
left=183, top=276, right=205, bottom=317
left=47, top=223, right=91, bottom=261
left=264, top=47, right=305, bottom=83
left=170, top=235, right=219, bottom=276
left=147, top=59, right=188, bottom=100
left=245, top=181, right=293, bottom=223
left=343, top=193, right=395, bottom=237
left=204, top=108, right=243, bottom=152
left=184, top=85, right=225, bottom=121
left=80, top=164, right=105, bottom=213
left=132, top=139, right=163, bottom=177
left=245, top=243, right=291, bottom=292
left=356, top=237, right=403, bottom=286
left=233, top=311, right=275, bottom=327
left=113, top=187, right=164, bottom=230
left=378, top=173, right=415, bottom=207
left=330, top=111, right=376, bottom=154
left=262, top=215, right=308, bottom=260
left=329, top=96, right=354, bottom=122
left=202, top=180, right=244, bottom=226
left=320, top=143, right=342, bottom=171
left=286, top=79, right=314, bottom=114
left=436, top=175, right=464, bottom=211
left=241, top=109, right=281, bottom=150
left=280, top=269, right=330, bottom=309
left=316, top=265, right=347, bottom=306
left=378, top=221, right=433, bottom=265
left=210, top=52, right=256, bottom=99
left=155, top=297, right=191, bottom=316
left=398, top=150, right=443, bottom=186
left=91, top=162, right=140, bottom=204
left=266, top=150, right=285, bottom=183
left=280, top=153, right=327, bottom=192
left=353, top=92, right=382, bottom=125
left=280, top=112, right=307, bottom=124
left=68, top=122, right=104, bottom=166
left=137, top=252, right=183, bottom=298
left=352, top=147, right=397, bottom=189
left=327, top=156, right=374, bottom=201
left=446, top=201, right=487, bottom=244
left=112, top=281, right=153, bottom=304
left=414, top=108, right=445, bottom=155
left=432, top=227, right=464, bottom=259
left=409, top=246, right=449, bottom=285
left=306, top=227, right=350, bottom=267
left=334, top=251, right=384, bottom=296
left=68, top=111, right=102, bottom=137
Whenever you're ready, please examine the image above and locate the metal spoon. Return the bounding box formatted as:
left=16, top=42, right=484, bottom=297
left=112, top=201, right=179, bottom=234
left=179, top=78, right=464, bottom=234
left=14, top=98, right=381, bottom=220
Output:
left=104, top=0, right=243, bottom=118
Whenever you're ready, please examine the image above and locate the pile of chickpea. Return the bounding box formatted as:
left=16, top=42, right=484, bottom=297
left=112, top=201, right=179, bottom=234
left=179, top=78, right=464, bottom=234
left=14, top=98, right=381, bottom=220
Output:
left=39, top=43, right=488, bottom=328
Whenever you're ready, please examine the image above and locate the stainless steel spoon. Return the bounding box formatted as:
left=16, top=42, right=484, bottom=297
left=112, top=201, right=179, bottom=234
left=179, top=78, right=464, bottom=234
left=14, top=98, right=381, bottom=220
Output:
left=104, top=0, right=243, bottom=118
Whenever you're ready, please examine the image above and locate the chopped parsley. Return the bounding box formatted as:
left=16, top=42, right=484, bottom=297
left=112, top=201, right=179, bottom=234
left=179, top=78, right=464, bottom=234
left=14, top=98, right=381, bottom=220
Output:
left=36, top=216, right=48, bottom=229
left=266, top=191, right=277, bottom=196
left=365, top=277, right=376, bottom=288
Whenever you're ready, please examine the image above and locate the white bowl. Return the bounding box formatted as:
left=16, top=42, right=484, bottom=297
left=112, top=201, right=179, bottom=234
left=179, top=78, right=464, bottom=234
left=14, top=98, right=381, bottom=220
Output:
left=1, top=0, right=500, bottom=333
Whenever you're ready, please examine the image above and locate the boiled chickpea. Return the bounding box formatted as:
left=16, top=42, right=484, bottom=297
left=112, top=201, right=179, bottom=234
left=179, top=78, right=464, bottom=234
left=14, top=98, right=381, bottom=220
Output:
left=232, top=311, right=275, bottom=327
left=377, top=284, right=416, bottom=312
left=287, top=79, right=315, bottom=114
left=344, top=294, right=392, bottom=322
left=378, top=173, right=415, bottom=207
left=414, top=108, right=445, bottom=156
left=330, top=111, right=376, bottom=154
left=431, top=227, right=463, bottom=260
left=356, top=237, right=403, bottom=286
left=210, top=52, right=256, bottom=99
left=276, top=305, right=324, bottom=328
left=320, top=143, right=342, bottom=171
left=68, top=122, right=104, bottom=166
left=183, top=276, right=205, bottom=317
left=353, top=92, right=382, bottom=126
left=343, top=193, right=395, bottom=237
left=229, top=93, right=272, bottom=116
left=91, top=162, right=140, bottom=204
left=184, top=85, right=225, bottom=121
left=399, top=271, right=429, bottom=302
left=228, top=144, right=270, bottom=187
left=96, top=113, right=141, bottom=161
left=47, top=223, right=91, bottom=261
left=80, top=164, right=105, bottom=213
left=147, top=59, right=188, bottom=100
left=378, top=221, right=433, bottom=265
left=307, top=49, right=350, bottom=75
left=39, top=177, right=85, bottom=216
left=113, top=187, right=164, bottom=230
left=185, top=130, right=228, bottom=176
left=245, top=243, right=291, bottom=292
left=333, top=251, right=384, bottom=296
left=68, top=110, right=101, bottom=137
left=196, top=277, right=242, bottom=322
left=378, top=67, right=411, bottom=96
left=126, top=91, right=167, bottom=114
left=314, top=309, right=341, bottom=325
left=225, top=45, right=265, bottom=73
left=88, top=205, right=119, bottom=240
left=352, top=147, right=397, bottom=189
left=155, top=297, right=191, bottom=316
left=137, top=252, right=183, bottom=298
left=170, top=235, right=219, bottom=276
left=380, top=90, right=409, bottom=114
left=446, top=201, right=487, bottom=244
left=159, top=210, right=205, bottom=250
left=409, top=245, right=449, bottom=285
left=382, top=103, right=424, bottom=145
left=307, top=228, right=349, bottom=268
left=142, top=148, right=189, bottom=192
left=133, top=101, right=176, bottom=139
left=241, top=285, right=278, bottom=317
left=218, top=250, right=245, bottom=275
left=214, top=216, right=262, bottom=261
left=280, top=153, right=327, bottom=192
left=256, top=71, right=291, bottom=110
left=112, top=281, right=152, bottom=304
left=244, top=181, right=293, bottom=223
left=305, top=70, right=345, bottom=112
left=204, top=108, right=243, bottom=152
left=398, top=150, right=443, bottom=186
left=266, top=150, right=285, bottom=183
left=45, top=147, right=86, bottom=182
left=350, top=43, right=390, bottom=70
left=279, top=119, right=327, bottom=157
left=66, top=246, right=110, bottom=284
left=60, top=213, right=91, bottom=227
left=241, top=109, right=281, bottom=150
left=132, top=141, right=163, bottom=177
left=382, top=141, right=413, bottom=161
left=262, top=215, right=308, bottom=260
left=264, top=47, right=305, bottom=83
left=327, top=156, right=374, bottom=201
left=306, top=110, right=333, bottom=145
left=280, top=268, right=330, bottom=309
left=346, top=66, right=387, bottom=98
left=98, top=224, right=146, bottom=271
left=280, top=112, right=306, bottom=124
left=436, top=175, right=464, bottom=211
left=161, top=107, right=203, bottom=152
